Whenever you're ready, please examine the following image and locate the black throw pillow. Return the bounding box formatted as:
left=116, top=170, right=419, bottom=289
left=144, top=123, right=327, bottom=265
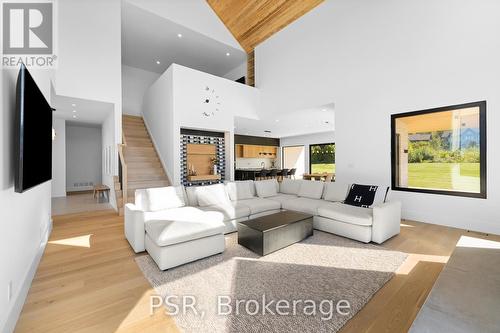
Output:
left=344, top=184, right=389, bottom=208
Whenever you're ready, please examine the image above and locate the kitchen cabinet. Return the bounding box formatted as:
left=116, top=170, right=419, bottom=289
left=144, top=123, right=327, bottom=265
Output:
left=237, top=144, right=278, bottom=158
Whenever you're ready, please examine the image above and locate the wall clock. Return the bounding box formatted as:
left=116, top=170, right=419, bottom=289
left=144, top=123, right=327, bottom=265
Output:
left=202, top=86, right=221, bottom=117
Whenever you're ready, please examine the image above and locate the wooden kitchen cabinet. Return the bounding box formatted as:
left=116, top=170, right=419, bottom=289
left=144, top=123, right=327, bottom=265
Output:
left=239, top=144, right=278, bottom=158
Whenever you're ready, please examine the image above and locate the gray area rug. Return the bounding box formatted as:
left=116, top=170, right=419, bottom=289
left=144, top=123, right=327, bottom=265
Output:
left=135, top=231, right=407, bottom=333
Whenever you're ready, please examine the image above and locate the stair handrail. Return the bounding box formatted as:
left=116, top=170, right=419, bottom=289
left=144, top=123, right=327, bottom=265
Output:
left=118, top=135, right=128, bottom=207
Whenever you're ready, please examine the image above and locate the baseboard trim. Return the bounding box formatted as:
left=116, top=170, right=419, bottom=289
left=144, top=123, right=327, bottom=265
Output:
left=1, top=217, right=52, bottom=333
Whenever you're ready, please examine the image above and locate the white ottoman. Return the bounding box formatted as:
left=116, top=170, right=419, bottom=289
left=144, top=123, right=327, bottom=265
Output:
left=145, top=219, right=226, bottom=270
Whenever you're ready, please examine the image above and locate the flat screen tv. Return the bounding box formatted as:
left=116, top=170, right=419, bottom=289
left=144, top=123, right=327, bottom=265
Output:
left=14, top=64, right=53, bottom=193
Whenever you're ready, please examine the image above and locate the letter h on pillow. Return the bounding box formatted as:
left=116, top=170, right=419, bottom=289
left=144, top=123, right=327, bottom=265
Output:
left=343, top=184, right=389, bottom=208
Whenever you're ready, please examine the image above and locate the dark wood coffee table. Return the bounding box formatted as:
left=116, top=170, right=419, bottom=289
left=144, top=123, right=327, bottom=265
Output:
left=238, top=210, right=313, bottom=256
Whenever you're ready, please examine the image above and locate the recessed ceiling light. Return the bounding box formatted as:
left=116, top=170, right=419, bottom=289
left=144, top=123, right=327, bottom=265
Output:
left=177, top=33, right=182, bottom=38
left=322, top=108, right=327, bottom=112
left=72, top=110, right=76, bottom=113
left=71, top=103, right=76, bottom=107
left=72, top=115, right=77, bottom=119
left=275, top=119, right=279, bottom=122
left=156, top=60, right=161, bottom=65
left=226, top=52, right=230, bottom=56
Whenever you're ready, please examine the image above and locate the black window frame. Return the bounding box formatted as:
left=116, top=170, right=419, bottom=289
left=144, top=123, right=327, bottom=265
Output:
left=309, top=143, right=336, bottom=174
left=390, top=101, right=487, bottom=199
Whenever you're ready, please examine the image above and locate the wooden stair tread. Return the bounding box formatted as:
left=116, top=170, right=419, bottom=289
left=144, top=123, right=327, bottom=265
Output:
left=120, top=115, right=170, bottom=209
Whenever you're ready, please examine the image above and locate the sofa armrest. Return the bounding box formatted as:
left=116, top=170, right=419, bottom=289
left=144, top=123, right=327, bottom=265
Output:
left=124, top=203, right=146, bottom=253
left=371, top=201, right=401, bottom=244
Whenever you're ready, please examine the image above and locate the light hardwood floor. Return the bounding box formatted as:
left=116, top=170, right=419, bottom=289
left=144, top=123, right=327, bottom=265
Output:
left=15, top=211, right=500, bottom=333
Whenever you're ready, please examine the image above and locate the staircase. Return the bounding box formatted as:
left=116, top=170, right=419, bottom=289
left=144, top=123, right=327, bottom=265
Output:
left=116, top=115, right=170, bottom=215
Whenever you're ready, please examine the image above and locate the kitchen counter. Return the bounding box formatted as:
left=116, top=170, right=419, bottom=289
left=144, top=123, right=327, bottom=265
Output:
left=235, top=168, right=278, bottom=180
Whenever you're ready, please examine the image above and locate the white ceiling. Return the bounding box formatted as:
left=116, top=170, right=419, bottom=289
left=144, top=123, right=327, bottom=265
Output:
left=125, top=0, right=242, bottom=51
left=122, top=2, right=247, bottom=76
left=235, top=103, right=335, bottom=138
left=52, top=95, right=113, bottom=125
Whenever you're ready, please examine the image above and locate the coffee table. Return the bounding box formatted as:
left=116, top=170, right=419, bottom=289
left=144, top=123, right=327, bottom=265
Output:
left=238, top=210, right=313, bottom=256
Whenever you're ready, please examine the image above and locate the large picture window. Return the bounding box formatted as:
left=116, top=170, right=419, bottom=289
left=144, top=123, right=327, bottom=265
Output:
left=391, top=101, right=486, bottom=198
left=309, top=143, right=335, bottom=174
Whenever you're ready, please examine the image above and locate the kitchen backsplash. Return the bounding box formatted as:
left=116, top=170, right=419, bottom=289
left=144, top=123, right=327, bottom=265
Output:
left=236, top=158, right=276, bottom=169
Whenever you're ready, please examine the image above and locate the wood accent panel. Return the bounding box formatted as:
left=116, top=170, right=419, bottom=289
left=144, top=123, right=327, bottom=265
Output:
left=15, top=211, right=500, bottom=332
left=236, top=144, right=244, bottom=158
left=187, top=174, right=221, bottom=182
left=207, top=0, right=324, bottom=53
left=186, top=143, right=217, bottom=177
left=247, top=51, right=255, bottom=86
left=186, top=143, right=216, bottom=155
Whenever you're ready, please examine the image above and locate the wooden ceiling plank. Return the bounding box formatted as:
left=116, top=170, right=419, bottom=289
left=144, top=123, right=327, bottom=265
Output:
left=207, top=0, right=324, bottom=53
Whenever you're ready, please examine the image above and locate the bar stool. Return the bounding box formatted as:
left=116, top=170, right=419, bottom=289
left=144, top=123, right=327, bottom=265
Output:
left=268, top=169, right=279, bottom=180
left=289, top=168, right=297, bottom=179
left=256, top=169, right=269, bottom=181
left=278, top=168, right=289, bottom=181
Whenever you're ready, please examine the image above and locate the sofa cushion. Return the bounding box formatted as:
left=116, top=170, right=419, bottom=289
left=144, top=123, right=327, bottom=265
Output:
left=255, top=179, right=278, bottom=198
left=323, top=182, right=350, bottom=202
left=198, top=202, right=251, bottom=221
left=236, top=197, right=281, bottom=215
left=279, top=179, right=302, bottom=195
left=145, top=218, right=225, bottom=247
left=266, top=194, right=299, bottom=206
left=135, top=186, right=186, bottom=212
left=281, top=197, right=326, bottom=215
left=143, top=206, right=224, bottom=224
left=224, top=181, right=255, bottom=201
left=298, top=180, right=325, bottom=199
left=318, top=202, right=373, bottom=226
left=191, top=184, right=231, bottom=207
left=344, top=184, right=389, bottom=208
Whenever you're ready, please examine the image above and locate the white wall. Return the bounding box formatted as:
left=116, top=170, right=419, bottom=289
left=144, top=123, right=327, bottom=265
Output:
left=56, top=0, right=122, bottom=208
left=0, top=68, right=53, bottom=333
left=280, top=131, right=335, bottom=174
left=143, top=66, right=175, bottom=183
left=223, top=62, right=247, bottom=82
left=65, top=124, right=102, bottom=192
left=122, top=65, right=160, bottom=116
left=126, top=0, right=242, bottom=50
left=143, top=64, right=260, bottom=184
left=256, top=0, right=500, bottom=235
left=102, top=112, right=117, bottom=209
left=51, top=118, right=66, bottom=197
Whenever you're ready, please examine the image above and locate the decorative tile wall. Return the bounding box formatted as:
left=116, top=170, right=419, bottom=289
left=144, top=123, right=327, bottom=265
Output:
left=180, top=133, right=226, bottom=186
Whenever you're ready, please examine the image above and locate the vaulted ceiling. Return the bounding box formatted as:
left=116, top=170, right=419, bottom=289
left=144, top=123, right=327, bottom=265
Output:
left=206, top=0, right=324, bottom=53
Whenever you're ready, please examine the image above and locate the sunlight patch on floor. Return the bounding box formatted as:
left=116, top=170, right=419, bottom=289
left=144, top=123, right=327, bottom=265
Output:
left=396, top=253, right=449, bottom=275
left=49, top=234, right=93, bottom=248
left=456, top=235, right=500, bottom=249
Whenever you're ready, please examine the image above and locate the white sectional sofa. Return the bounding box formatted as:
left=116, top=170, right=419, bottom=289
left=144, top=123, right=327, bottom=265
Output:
left=125, top=179, right=401, bottom=270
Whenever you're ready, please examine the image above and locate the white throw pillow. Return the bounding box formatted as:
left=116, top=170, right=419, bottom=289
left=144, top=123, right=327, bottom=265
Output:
left=297, top=181, right=325, bottom=199
left=144, top=186, right=186, bottom=212
left=255, top=179, right=278, bottom=198
left=279, top=179, right=302, bottom=195
left=323, top=182, right=350, bottom=202
left=184, top=186, right=199, bottom=206
left=225, top=181, right=255, bottom=201
left=195, top=184, right=231, bottom=207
